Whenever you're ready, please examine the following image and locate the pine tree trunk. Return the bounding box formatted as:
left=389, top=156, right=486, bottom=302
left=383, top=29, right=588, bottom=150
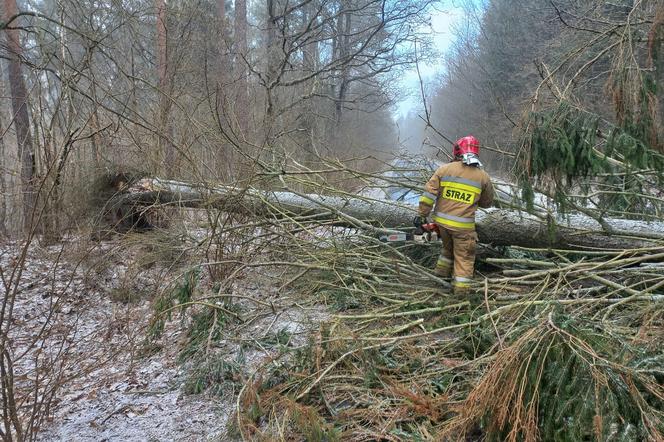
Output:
left=300, top=1, right=319, bottom=159
left=234, top=0, right=249, bottom=139
left=90, top=82, right=104, bottom=168
left=2, top=0, right=36, bottom=232
left=216, top=0, right=226, bottom=39
left=155, top=0, right=174, bottom=176
left=335, top=5, right=352, bottom=126
left=651, top=5, right=664, bottom=151
left=0, top=63, right=21, bottom=237
left=216, top=0, right=227, bottom=118
left=265, top=0, right=278, bottom=122
left=0, top=115, right=8, bottom=237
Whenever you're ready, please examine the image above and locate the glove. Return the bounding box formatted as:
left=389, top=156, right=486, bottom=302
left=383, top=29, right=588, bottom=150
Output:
left=413, top=215, right=426, bottom=233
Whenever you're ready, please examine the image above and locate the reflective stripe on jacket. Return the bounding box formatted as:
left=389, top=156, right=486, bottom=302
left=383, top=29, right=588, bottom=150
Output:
left=418, top=160, right=494, bottom=231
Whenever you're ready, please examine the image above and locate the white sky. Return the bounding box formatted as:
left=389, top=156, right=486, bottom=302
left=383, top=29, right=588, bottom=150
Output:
left=395, top=4, right=466, bottom=119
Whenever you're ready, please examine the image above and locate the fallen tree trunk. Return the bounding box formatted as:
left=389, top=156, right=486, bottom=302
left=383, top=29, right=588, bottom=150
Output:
left=107, top=178, right=664, bottom=250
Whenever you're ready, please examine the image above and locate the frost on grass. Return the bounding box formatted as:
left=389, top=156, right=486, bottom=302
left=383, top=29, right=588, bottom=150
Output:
left=2, top=239, right=230, bottom=441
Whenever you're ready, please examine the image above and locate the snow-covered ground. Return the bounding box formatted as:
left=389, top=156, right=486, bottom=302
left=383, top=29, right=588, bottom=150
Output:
left=1, top=236, right=326, bottom=441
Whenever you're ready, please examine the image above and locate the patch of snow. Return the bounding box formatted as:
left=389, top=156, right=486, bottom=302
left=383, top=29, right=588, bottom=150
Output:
left=1, top=235, right=330, bottom=441
left=1, top=240, right=232, bottom=441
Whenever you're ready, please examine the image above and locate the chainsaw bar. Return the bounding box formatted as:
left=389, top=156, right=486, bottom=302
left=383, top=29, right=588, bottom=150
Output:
left=379, top=232, right=411, bottom=242
left=379, top=231, right=439, bottom=243
left=379, top=222, right=440, bottom=243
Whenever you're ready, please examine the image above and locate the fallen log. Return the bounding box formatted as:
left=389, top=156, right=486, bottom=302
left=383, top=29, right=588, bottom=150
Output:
left=107, top=177, right=664, bottom=250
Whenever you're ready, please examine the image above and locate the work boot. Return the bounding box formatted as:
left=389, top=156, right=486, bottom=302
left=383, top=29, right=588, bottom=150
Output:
left=453, top=286, right=472, bottom=296
left=452, top=276, right=473, bottom=296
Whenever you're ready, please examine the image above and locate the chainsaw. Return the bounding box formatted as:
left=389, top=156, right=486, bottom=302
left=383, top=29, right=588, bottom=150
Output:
left=379, top=222, right=440, bottom=243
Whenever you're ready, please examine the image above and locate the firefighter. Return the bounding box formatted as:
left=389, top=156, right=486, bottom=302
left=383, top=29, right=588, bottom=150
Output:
left=415, top=136, right=494, bottom=294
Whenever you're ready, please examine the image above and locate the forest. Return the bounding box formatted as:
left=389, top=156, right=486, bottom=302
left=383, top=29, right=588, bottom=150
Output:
left=1, top=0, right=663, bottom=440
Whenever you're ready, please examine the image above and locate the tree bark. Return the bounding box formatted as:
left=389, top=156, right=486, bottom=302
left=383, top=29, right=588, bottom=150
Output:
left=109, top=177, right=664, bottom=250
left=302, top=2, right=318, bottom=74
left=300, top=1, right=319, bottom=158
left=234, top=0, right=249, bottom=138
left=265, top=0, right=278, bottom=122
left=216, top=0, right=225, bottom=30
left=335, top=4, right=352, bottom=126
left=216, top=0, right=227, bottom=120
left=0, top=115, right=7, bottom=237
left=90, top=81, right=104, bottom=168
left=650, top=5, right=664, bottom=151
left=2, top=0, right=35, bottom=232
left=155, top=0, right=174, bottom=176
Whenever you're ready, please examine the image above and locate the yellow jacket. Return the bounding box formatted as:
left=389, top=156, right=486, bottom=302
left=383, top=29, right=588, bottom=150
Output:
left=418, top=161, right=494, bottom=231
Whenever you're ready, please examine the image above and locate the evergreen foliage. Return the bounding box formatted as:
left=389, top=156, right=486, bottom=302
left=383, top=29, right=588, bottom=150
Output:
left=445, top=312, right=664, bottom=441
left=146, top=268, right=242, bottom=370
left=229, top=227, right=664, bottom=440
left=523, top=102, right=606, bottom=185
left=183, top=355, right=242, bottom=397
left=519, top=96, right=664, bottom=218
left=147, top=268, right=200, bottom=341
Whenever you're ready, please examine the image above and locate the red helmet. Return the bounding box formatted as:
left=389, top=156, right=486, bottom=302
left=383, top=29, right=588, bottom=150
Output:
left=453, top=136, right=480, bottom=158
